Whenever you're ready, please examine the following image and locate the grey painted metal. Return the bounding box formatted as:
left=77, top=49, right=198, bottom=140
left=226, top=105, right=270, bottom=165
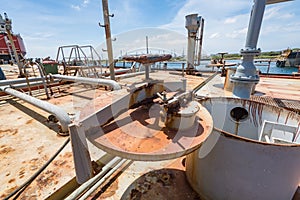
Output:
left=182, top=78, right=187, bottom=92
left=51, top=74, right=121, bottom=90
left=69, top=124, right=93, bottom=184
left=185, top=14, right=200, bottom=70
left=65, top=157, right=122, bottom=199
left=196, top=17, right=204, bottom=66
left=245, top=0, right=266, bottom=50
left=144, top=63, right=150, bottom=80
left=0, top=86, right=71, bottom=132
left=187, top=97, right=300, bottom=200
left=230, top=0, right=266, bottom=98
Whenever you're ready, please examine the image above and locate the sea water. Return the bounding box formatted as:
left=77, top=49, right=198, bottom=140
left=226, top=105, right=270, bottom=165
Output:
left=115, top=60, right=299, bottom=75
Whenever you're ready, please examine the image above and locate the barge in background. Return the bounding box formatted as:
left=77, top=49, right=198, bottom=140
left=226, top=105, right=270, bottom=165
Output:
left=0, top=13, right=26, bottom=64
left=276, top=48, right=300, bottom=68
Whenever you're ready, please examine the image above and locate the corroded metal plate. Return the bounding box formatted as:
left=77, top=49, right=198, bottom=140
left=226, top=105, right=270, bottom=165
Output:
left=122, top=54, right=172, bottom=64
left=87, top=102, right=213, bottom=161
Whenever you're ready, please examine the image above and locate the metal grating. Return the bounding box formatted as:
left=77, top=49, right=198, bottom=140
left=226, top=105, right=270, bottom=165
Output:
left=251, top=96, right=300, bottom=114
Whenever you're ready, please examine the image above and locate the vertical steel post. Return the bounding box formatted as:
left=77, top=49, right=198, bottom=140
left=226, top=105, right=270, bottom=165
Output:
left=144, top=63, right=150, bottom=80
left=146, top=36, right=149, bottom=54
left=197, top=18, right=204, bottom=66
left=230, top=0, right=266, bottom=98
left=102, top=0, right=115, bottom=80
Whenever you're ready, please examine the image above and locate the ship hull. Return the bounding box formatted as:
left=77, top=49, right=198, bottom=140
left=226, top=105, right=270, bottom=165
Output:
left=0, top=33, right=26, bottom=62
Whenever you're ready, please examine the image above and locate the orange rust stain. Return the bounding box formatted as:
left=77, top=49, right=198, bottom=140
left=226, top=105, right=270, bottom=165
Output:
left=96, top=179, right=119, bottom=199
left=25, top=119, right=35, bottom=125
left=41, top=154, right=49, bottom=161
left=0, top=186, right=18, bottom=199
left=95, top=104, right=209, bottom=155
left=37, top=146, right=44, bottom=154
left=62, top=152, right=73, bottom=158
left=0, top=145, right=15, bottom=154
left=0, top=128, right=18, bottom=136
left=19, top=167, right=25, bottom=179
left=36, top=170, right=61, bottom=187
left=29, top=158, right=39, bottom=164
left=8, top=178, right=15, bottom=184
left=53, top=160, right=67, bottom=167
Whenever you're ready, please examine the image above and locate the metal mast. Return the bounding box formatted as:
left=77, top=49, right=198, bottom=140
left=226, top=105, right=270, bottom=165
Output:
left=101, top=0, right=115, bottom=80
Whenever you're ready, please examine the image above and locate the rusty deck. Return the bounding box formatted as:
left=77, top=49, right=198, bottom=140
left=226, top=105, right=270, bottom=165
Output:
left=0, top=68, right=299, bottom=199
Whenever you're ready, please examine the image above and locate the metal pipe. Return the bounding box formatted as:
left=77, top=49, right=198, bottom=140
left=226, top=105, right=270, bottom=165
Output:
left=0, top=86, right=71, bottom=132
left=114, top=71, right=145, bottom=79
left=51, top=74, right=121, bottom=90
left=230, top=0, right=265, bottom=99
left=4, top=79, right=60, bottom=90
left=0, top=77, right=46, bottom=86
left=101, top=68, right=130, bottom=77
left=78, top=159, right=127, bottom=200
left=245, top=0, right=266, bottom=50
left=65, top=157, right=123, bottom=200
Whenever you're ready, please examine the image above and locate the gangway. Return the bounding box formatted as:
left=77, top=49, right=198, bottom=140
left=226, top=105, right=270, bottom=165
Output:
left=56, top=45, right=103, bottom=78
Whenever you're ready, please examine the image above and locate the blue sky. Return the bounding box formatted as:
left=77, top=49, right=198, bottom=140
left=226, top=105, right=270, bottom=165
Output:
left=1, top=0, right=299, bottom=59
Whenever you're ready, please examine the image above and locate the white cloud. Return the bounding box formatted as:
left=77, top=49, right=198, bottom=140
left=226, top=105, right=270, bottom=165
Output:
left=224, top=18, right=237, bottom=24
left=83, top=0, right=89, bottom=6
left=159, top=0, right=253, bottom=53
left=209, top=33, right=220, bottom=39
left=159, top=0, right=300, bottom=54
left=71, top=0, right=90, bottom=11
left=71, top=5, right=81, bottom=11
left=226, top=28, right=247, bottom=39
left=24, top=32, right=54, bottom=40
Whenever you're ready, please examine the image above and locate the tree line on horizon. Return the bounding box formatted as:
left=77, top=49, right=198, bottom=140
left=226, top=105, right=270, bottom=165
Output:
left=210, top=47, right=300, bottom=60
